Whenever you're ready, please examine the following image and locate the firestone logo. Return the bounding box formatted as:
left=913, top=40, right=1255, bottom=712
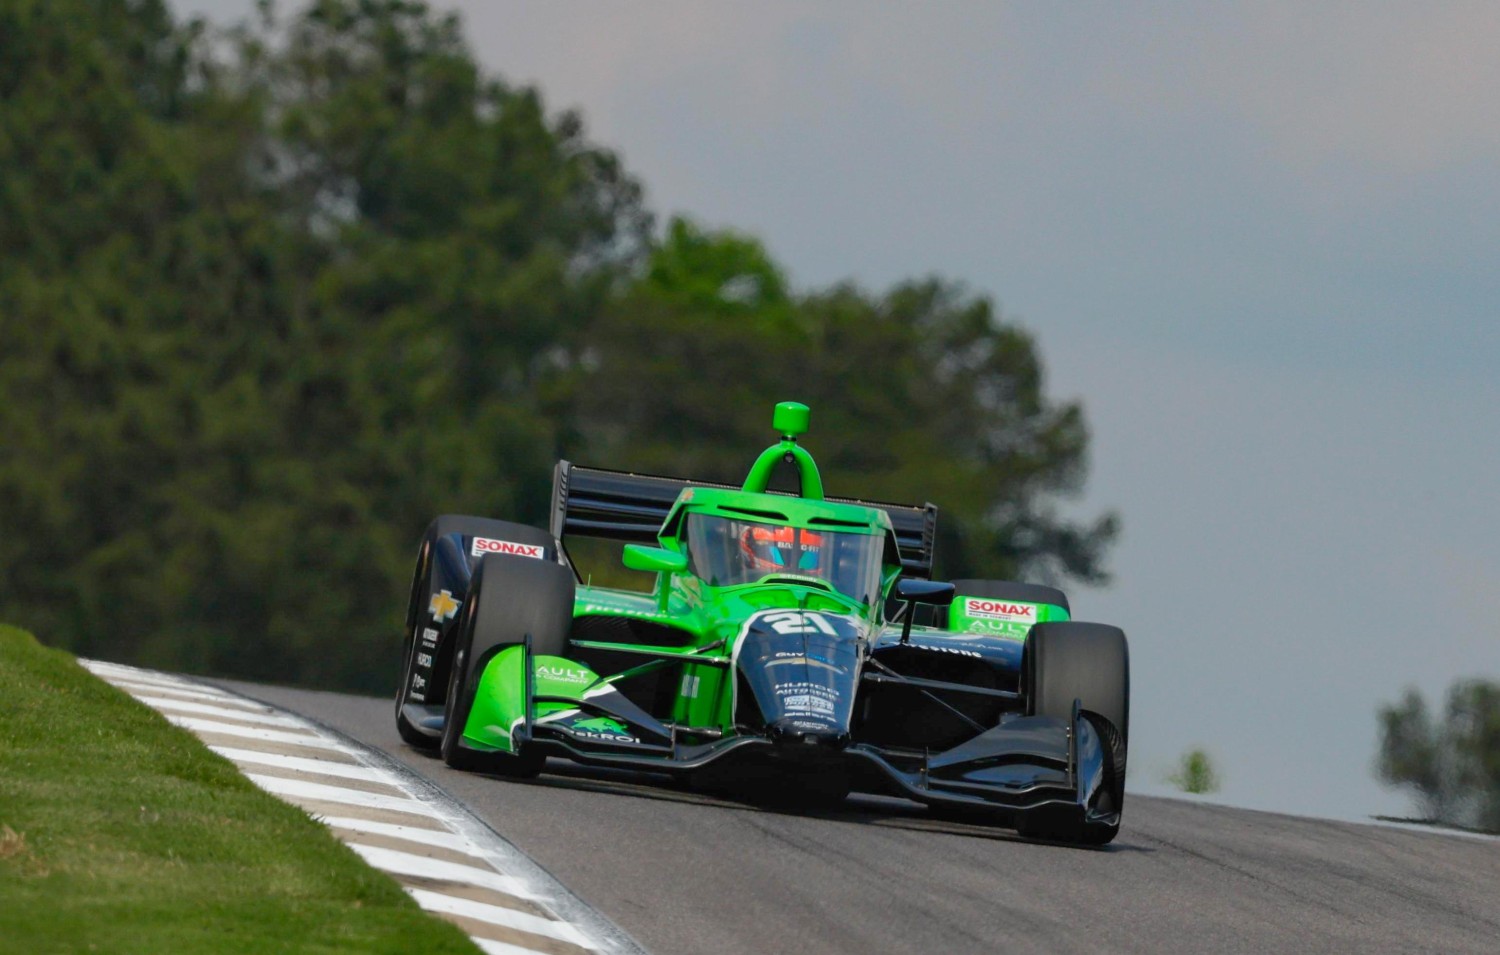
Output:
left=964, top=598, right=1036, bottom=623
left=471, top=537, right=544, bottom=559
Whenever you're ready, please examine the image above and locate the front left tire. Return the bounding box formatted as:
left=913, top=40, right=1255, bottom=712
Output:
left=396, top=515, right=559, bottom=749
left=439, top=552, right=575, bottom=776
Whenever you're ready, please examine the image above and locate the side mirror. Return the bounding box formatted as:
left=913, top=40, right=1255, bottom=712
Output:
left=895, top=579, right=956, bottom=643
left=895, top=579, right=956, bottom=605
left=622, top=544, right=688, bottom=575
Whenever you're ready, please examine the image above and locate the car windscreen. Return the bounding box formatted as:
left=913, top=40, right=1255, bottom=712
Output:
left=683, top=513, right=884, bottom=605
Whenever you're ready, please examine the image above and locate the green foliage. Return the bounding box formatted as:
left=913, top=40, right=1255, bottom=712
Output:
left=1, top=0, right=297, bottom=669
left=0, top=0, right=1116, bottom=692
left=1168, top=747, right=1222, bottom=794
left=1, top=0, right=645, bottom=690
left=1378, top=680, right=1500, bottom=831
left=0, top=623, right=479, bottom=952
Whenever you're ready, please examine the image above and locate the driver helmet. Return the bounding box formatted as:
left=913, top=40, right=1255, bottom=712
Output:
left=740, top=525, right=823, bottom=574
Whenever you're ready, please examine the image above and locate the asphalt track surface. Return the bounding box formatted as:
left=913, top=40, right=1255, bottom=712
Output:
left=220, top=679, right=1500, bottom=955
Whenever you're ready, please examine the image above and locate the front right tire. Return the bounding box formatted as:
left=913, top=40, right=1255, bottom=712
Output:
left=1019, top=621, right=1130, bottom=845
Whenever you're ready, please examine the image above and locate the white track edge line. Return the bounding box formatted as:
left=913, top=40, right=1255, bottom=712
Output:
left=136, top=696, right=309, bottom=728
left=344, top=843, right=539, bottom=899
left=84, top=664, right=241, bottom=696
left=405, top=887, right=598, bottom=948
left=83, top=660, right=650, bottom=955
left=315, top=815, right=480, bottom=853
left=119, top=684, right=279, bottom=710
left=161, top=715, right=348, bottom=750
left=208, top=747, right=401, bottom=783
left=106, top=678, right=252, bottom=702
left=245, top=774, right=437, bottom=816
left=212, top=680, right=651, bottom=955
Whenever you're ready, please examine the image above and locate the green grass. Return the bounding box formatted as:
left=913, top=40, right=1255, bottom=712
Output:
left=0, top=624, right=480, bottom=954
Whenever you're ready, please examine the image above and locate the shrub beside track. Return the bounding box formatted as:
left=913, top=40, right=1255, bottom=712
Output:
left=0, top=624, right=479, bottom=954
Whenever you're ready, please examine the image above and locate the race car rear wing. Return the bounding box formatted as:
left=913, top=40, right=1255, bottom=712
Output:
left=550, top=460, right=939, bottom=578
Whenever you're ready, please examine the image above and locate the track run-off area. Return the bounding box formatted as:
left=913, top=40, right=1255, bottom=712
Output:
left=186, top=677, right=1500, bottom=955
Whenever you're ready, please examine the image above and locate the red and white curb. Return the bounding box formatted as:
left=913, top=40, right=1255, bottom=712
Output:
left=82, top=659, right=647, bottom=955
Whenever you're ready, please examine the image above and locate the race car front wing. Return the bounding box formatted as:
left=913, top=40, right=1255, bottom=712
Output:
left=461, top=635, right=1111, bottom=824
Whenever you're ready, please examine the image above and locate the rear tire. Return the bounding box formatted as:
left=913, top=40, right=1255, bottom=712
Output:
left=1020, top=621, right=1129, bottom=845
left=397, top=516, right=560, bottom=748
left=440, top=552, right=574, bottom=776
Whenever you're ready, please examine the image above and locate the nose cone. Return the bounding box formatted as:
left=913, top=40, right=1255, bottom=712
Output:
left=767, top=719, right=850, bottom=751
left=736, top=610, right=862, bottom=750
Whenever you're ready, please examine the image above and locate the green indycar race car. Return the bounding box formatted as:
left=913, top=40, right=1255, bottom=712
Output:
left=395, top=402, right=1130, bottom=844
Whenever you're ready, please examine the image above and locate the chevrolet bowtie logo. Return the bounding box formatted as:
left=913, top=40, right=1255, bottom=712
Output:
left=428, top=589, right=460, bottom=622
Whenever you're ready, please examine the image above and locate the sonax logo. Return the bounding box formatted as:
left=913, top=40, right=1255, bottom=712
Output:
left=963, top=598, right=1037, bottom=623
left=471, top=537, right=544, bottom=559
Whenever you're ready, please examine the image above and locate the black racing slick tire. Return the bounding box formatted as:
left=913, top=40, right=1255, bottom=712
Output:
left=396, top=515, right=559, bottom=749
left=440, top=552, right=575, bottom=776
left=1020, top=621, right=1129, bottom=846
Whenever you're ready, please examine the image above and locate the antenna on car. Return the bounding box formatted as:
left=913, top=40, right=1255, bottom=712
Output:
left=772, top=400, right=810, bottom=441
left=742, top=401, right=825, bottom=500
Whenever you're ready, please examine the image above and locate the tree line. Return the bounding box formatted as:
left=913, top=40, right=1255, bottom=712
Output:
left=1378, top=680, right=1500, bottom=832
left=0, top=0, right=1117, bottom=692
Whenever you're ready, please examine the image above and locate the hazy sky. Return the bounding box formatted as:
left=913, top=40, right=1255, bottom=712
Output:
left=180, top=1, right=1500, bottom=821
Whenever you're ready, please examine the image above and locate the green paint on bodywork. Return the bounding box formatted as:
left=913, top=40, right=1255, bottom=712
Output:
left=947, top=595, right=1070, bottom=640
left=570, top=715, right=628, bottom=734
left=772, top=401, right=810, bottom=437
left=577, top=588, right=702, bottom=632
left=742, top=441, right=824, bottom=499
left=533, top=656, right=602, bottom=693
left=465, top=648, right=602, bottom=752
left=464, top=645, right=526, bottom=752
left=671, top=661, right=730, bottom=727
left=741, top=400, right=824, bottom=499
left=660, top=486, right=891, bottom=543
